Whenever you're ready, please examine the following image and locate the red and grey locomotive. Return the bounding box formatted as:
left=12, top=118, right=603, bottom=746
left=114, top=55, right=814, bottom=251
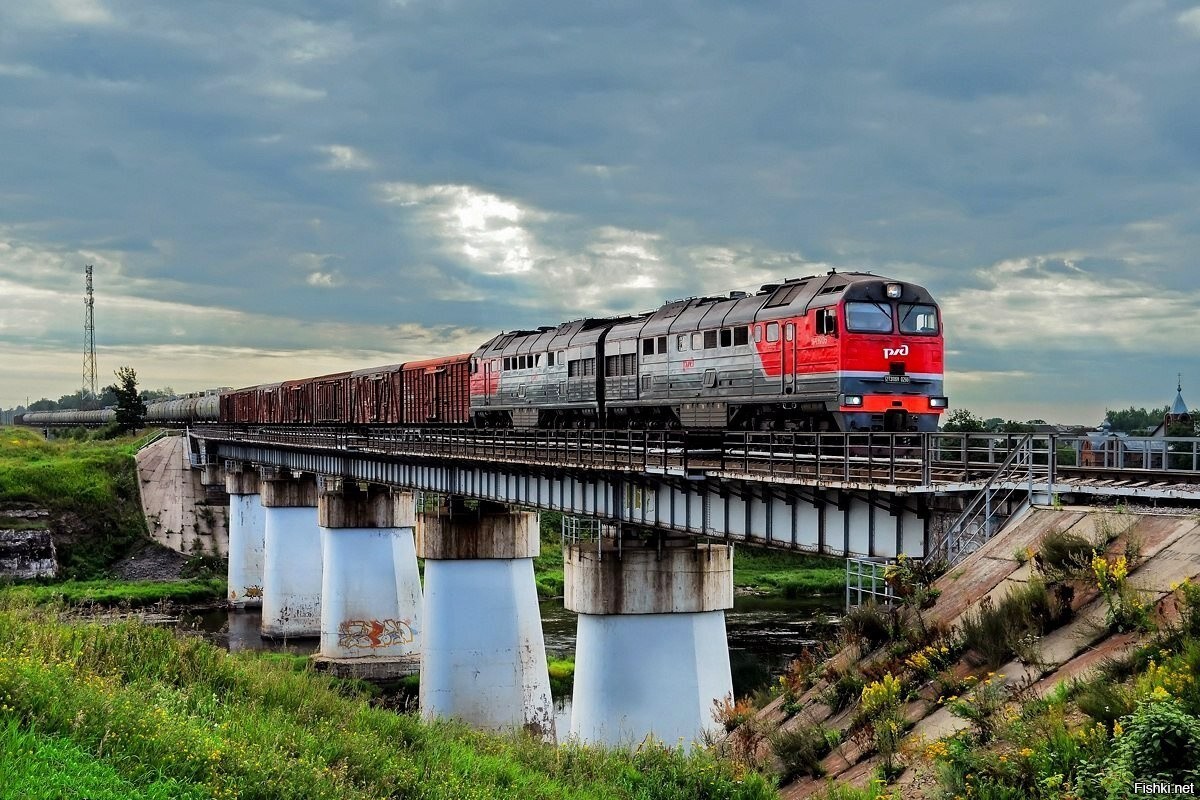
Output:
left=469, top=271, right=946, bottom=432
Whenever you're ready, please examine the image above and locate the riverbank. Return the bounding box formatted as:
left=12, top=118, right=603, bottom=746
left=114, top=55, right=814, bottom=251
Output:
left=0, top=426, right=147, bottom=579
left=0, top=597, right=777, bottom=799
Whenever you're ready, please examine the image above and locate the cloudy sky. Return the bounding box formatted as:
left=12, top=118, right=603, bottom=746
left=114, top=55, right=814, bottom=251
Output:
left=1, top=0, right=1197, bottom=422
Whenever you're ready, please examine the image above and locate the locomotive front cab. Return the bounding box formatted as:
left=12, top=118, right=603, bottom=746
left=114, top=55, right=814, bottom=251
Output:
left=835, top=279, right=947, bottom=432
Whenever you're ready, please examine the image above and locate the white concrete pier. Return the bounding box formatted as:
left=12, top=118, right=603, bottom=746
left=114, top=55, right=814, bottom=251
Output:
left=260, top=473, right=321, bottom=639
left=315, top=481, right=422, bottom=679
left=225, top=467, right=265, bottom=607
left=565, top=539, right=734, bottom=748
left=419, top=501, right=554, bottom=741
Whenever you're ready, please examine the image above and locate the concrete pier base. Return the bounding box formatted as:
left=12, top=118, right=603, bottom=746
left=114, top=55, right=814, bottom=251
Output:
left=260, top=474, right=321, bottom=639
left=314, top=482, right=422, bottom=680
left=225, top=469, right=264, bottom=607
left=566, top=539, right=734, bottom=748
left=419, top=502, right=554, bottom=741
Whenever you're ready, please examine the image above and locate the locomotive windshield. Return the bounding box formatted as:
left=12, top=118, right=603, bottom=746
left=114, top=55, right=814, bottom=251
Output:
left=845, top=302, right=893, bottom=333
left=899, top=303, right=940, bottom=334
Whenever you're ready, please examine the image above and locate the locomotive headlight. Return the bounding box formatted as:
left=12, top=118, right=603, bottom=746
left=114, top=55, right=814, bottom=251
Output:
left=885, top=283, right=902, bottom=299
left=843, top=395, right=864, bottom=407
left=929, top=396, right=949, bottom=409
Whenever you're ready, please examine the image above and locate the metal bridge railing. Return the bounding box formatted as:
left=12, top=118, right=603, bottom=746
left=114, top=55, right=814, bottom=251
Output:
left=845, top=557, right=898, bottom=611
left=189, top=426, right=1200, bottom=487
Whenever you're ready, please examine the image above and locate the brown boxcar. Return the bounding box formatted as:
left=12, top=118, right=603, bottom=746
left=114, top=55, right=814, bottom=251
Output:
left=349, top=363, right=405, bottom=424
left=312, top=371, right=352, bottom=424
left=280, top=378, right=314, bottom=425
left=403, top=354, right=471, bottom=425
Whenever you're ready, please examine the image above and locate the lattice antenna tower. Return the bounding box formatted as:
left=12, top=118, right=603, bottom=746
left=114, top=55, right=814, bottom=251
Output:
left=83, top=264, right=97, bottom=401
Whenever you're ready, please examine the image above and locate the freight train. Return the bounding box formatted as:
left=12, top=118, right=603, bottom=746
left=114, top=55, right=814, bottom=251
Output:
left=19, top=271, right=947, bottom=433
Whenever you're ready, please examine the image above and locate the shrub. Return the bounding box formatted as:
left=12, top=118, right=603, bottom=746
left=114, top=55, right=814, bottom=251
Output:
left=859, top=674, right=906, bottom=780
left=1033, top=529, right=1094, bottom=581
left=960, top=580, right=1069, bottom=668
left=1093, top=553, right=1151, bottom=633
left=712, top=693, right=757, bottom=733
left=1075, top=680, right=1134, bottom=733
left=1105, top=698, right=1200, bottom=785
left=820, top=670, right=865, bottom=714
left=946, top=674, right=1008, bottom=744
left=843, top=603, right=919, bottom=652
left=769, top=724, right=835, bottom=781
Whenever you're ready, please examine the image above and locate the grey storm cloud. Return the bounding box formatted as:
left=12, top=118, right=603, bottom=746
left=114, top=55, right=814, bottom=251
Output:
left=0, top=0, right=1197, bottom=420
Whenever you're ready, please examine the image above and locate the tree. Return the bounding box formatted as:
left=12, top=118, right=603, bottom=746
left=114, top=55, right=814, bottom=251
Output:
left=941, top=408, right=987, bottom=433
left=109, top=366, right=147, bottom=433
left=1104, top=406, right=1168, bottom=435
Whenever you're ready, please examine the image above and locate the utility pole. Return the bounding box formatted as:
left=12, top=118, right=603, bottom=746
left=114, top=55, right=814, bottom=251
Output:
left=83, top=264, right=97, bottom=404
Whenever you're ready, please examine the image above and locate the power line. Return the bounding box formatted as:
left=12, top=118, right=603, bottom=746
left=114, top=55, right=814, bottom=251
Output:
left=83, top=264, right=97, bottom=401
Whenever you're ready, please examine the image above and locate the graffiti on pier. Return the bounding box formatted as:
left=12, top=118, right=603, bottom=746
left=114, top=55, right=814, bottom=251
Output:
left=338, top=618, right=417, bottom=649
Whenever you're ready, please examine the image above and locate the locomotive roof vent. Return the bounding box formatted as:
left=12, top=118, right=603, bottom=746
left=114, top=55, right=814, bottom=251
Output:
left=729, top=290, right=749, bottom=299
left=758, top=283, right=780, bottom=293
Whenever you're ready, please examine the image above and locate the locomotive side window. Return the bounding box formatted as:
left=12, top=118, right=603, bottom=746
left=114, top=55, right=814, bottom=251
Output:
left=845, top=302, right=894, bottom=333
left=816, top=308, right=838, bottom=335
left=703, top=330, right=717, bottom=349
left=642, top=339, right=654, bottom=356
left=546, top=352, right=554, bottom=366
left=719, top=329, right=732, bottom=348
left=766, top=322, right=780, bottom=342
left=785, top=323, right=795, bottom=341
left=754, top=325, right=762, bottom=343
left=899, top=303, right=940, bottom=334
left=735, top=327, right=749, bottom=346
left=657, top=336, right=667, bottom=354
left=691, top=332, right=703, bottom=350
left=677, top=335, right=687, bottom=351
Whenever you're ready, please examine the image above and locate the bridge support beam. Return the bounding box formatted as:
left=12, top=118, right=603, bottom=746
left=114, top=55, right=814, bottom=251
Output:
left=260, top=472, right=321, bottom=638
left=225, top=467, right=264, bottom=608
left=565, top=537, right=734, bottom=748
left=418, top=500, right=554, bottom=741
left=314, top=481, right=422, bottom=679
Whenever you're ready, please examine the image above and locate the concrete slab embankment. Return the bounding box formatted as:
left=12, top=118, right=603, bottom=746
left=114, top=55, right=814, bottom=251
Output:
left=135, top=435, right=228, bottom=557
left=768, top=505, right=1200, bottom=800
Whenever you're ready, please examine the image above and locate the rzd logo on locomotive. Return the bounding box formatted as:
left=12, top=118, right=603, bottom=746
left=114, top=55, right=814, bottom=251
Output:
left=883, top=344, right=909, bottom=359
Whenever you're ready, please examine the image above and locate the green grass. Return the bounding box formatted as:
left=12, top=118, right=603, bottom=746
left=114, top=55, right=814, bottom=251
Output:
left=0, top=718, right=208, bottom=800
left=732, top=545, right=844, bottom=598
left=1, top=578, right=227, bottom=607
left=0, top=427, right=147, bottom=579
left=548, top=658, right=575, bottom=697
left=534, top=511, right=565, bottom=599
left=0, top=599, right=777, bottom=800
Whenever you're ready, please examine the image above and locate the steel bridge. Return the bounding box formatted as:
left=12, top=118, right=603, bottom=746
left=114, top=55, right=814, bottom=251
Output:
left=190, top=426, right=1200, bottom=564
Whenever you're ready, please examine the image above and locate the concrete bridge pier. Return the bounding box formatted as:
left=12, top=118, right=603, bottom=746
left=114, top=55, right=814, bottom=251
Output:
left=566, top=535, right=734, bottom=748
left=418, top=499, right=555, bottom=741
left=224, top=465, right=265, bottom=607
left=315, top=480, right=422, bottom=679
left=260, top=471, right=321, bottom=639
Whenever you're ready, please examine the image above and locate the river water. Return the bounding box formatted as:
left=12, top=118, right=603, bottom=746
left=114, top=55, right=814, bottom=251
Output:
left=180, top=594, right=841, bottom=732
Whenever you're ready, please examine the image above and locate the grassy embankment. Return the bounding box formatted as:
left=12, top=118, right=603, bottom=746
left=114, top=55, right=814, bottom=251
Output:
left=1, top=426, right=226, bottom=603
left=0, top=597, right=777, bottom=800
